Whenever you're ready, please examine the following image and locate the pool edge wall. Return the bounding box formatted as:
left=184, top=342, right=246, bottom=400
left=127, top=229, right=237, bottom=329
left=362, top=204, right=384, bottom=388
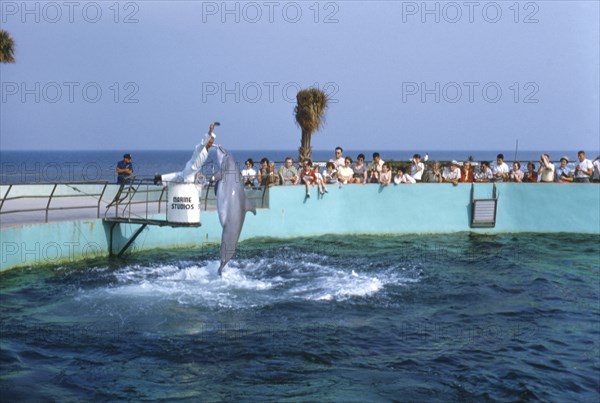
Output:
left=1, top=183, right=599, bottom=272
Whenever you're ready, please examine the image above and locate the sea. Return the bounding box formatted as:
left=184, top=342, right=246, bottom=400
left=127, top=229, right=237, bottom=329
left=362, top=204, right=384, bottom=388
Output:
left=1, top=234, right=599, bottom=401
left=0, top=149, right=586, bottom=184
left=1, top=150, right=599, bottom=401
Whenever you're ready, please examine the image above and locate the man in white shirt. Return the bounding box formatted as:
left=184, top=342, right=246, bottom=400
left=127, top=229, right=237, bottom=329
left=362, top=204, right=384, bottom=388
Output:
left=410, top=154, right=424, bottom=182
left=492, top=153, right=509, bottom=182
left=368, top=152, right=385, bottom=183
left=329, top=147, right=345, bottom=169
left=156, top=122, right=217, bottom=184
left=574, top=150, right=593, bottom=183
left=443, top=161, right=461, bottom=185
left=538, top=154, right=555, bottom=183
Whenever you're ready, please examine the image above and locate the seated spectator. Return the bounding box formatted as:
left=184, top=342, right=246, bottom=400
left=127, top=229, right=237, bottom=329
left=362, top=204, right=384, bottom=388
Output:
left=322, top=162, right=338, bottom=184
left=492, top=153, right=509, bottom=182
left=337, top=157, right=355, bottom=184
left=241, top=158, right=257, bottom=188
left=368, top=152, right=384, bottom=183
left=460, top=161, right=474, bottom=183
left=593, top=155, right=600, bottom=182
left=555, top=156, right=573, bottom=183
left=257, top=158, right=269, bottom=186
left=523, top=162, right=538, bottom=183
left=352, top=153, right=368, bottom=183
left=508, top=161, right=524, bottom=182
left=266, top=162, right=280, bottom=186
left=410, top=154, right=425, bottom=182
left=394, top=166, right=416, bottom=184
left=443, top=160, right=461, bottom=185
left=475, top=161, right=493, bottom=182
left=379, top=162, right=392, bottom=186
left=300, top=159, right=317, bottom=198
left=329, top=146, right=345, bottom=169
left=422, top=161, right=443, bottom=183
left=574, top=150, right=593, bottom=183
left=278, top=157, right=299, bottom=185
left=538, top=154, right=555, bottom=183
left=314, top=165, right=328, bottom=194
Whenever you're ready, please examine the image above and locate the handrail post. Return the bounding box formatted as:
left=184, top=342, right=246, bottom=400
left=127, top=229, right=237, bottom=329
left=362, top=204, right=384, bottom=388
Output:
left=46, top=183, right=58, bottom=223
left=0, top=184, right=13, bottom=212
left=98, top=182, right=108, bottom=218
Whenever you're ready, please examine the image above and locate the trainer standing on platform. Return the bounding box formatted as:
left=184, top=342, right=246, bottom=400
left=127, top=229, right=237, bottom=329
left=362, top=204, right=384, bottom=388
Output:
left=116, top=153, right=133, bottom=184
left=155, top=122, right=218, bottom=185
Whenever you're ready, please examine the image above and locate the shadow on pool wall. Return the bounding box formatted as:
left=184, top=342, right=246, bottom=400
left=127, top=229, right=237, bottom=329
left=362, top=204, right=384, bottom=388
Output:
left=1, top=183, right=599, bottom=271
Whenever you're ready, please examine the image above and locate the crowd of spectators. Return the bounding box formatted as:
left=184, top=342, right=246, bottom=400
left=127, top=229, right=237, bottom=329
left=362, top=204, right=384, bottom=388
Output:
left=239, top=148, right=600, bottom=195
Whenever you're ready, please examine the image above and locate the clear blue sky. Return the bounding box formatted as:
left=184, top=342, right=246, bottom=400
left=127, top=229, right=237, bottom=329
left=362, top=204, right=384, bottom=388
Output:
left=1, top=0, right=598, bottom=152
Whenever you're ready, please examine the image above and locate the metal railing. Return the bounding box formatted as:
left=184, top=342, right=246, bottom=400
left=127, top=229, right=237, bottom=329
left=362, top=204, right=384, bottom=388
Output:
left=0, top=181, right=110, bottom=223
left=0, top=178, right=270, bottom=227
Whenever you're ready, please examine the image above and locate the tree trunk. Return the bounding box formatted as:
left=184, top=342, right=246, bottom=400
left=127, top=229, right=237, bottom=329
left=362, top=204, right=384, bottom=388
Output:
left=298, top=129, right=312, bottom=163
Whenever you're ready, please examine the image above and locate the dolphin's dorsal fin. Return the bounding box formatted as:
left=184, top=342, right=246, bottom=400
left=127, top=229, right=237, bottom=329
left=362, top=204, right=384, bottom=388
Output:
left=245, top=199, right=256, bottom=215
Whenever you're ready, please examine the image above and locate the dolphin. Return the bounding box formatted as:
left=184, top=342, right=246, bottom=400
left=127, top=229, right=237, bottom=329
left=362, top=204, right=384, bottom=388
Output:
left=213, top=145, right=256, bottom=275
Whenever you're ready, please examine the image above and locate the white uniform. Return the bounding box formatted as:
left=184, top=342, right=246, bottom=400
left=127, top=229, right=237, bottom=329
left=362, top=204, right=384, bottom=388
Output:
left=161, top=132, right=214, bottom=183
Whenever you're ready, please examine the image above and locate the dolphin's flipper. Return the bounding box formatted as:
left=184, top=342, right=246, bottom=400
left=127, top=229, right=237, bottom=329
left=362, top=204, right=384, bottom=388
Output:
left=245, top=199, right=256, bottom=215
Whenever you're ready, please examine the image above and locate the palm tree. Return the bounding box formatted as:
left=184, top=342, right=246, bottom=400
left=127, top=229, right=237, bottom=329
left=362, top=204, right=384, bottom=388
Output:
left=294, top=88, right=328, bottom=162
left=0, top=30, right=16, bottom=63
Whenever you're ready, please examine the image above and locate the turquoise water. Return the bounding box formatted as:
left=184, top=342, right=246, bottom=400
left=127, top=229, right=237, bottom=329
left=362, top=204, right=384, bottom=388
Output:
left=1, top=233, right=599, bottom=401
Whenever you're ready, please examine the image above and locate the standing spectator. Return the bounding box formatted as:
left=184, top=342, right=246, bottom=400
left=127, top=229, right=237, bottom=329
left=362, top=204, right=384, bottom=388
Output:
left=593, top=155, right=600, bottom=182
left=352, top=153, right=368, bottom=183
left=379, top=162, right=392, bottom=186
left=410, top=154, right=425, bottom=182
left=278, top=157, right=299, bottom=185
left=368, top=152, right=384, bottom=183
left=475, top=161, right=493, bottom=182
left=394, top=166, right=416, bottom=184
left=555, top=156, right=573, bottom=183
left=116, top=153, right=133, bottom=184
left=492, top=153, right=509, bottom=182
left=538, top=154, right=555, bottom=183
left=329, top=146, right=345, bottom=169
left=460, top=161, right=474, bottom=183
left=574, top=150, right=593, bottom=183
left=523, top=162, right=538, bottom=183
left=337, top=157, right=355, bottom=184
left=443, top=160, right=461, bottom=185
left=300, top=159, right=317, bottom=198
left=509, top=162, right=524, bottom=182
left=241, top=158, right=257, bottom=188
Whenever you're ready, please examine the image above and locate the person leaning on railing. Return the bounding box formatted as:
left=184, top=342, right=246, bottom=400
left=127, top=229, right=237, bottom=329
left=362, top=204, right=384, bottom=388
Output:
left=116, top=153, right=133, bottom=184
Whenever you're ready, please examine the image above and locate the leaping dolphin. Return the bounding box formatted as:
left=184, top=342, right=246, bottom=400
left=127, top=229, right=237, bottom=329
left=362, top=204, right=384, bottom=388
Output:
left=214, top=145, right=256, bottom=276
